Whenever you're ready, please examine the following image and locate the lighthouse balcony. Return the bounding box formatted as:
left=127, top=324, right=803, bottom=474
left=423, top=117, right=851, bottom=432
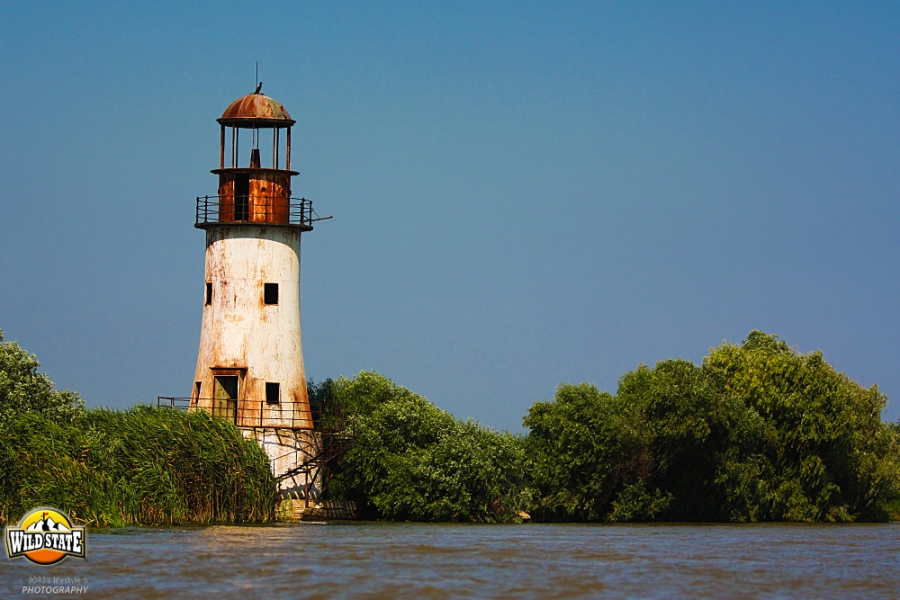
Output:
left=158, top=396, right=356, bottom=497
left=195, top=195, right=324, bottom=231
left=157, top=396, right=351, bottom=433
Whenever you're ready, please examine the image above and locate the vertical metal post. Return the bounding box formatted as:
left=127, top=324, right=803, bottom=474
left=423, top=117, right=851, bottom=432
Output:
left=220, top=125, right=225, bottom=169
left=286, top=127, right=291, bottom=171
left=272, top=126, right=277, bottom=169
left=231, top=127, right=236, bottom=167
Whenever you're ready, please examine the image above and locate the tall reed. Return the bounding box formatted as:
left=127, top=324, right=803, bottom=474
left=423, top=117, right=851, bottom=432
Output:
left=0, top=406, right=276, bottom=527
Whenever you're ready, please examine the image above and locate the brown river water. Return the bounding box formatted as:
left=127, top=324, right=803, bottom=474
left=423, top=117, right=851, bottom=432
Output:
left=2, top=522, right=898, bottom=598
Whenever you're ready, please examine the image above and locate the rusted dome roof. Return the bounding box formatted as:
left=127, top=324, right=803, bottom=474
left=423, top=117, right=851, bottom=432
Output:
left=218, top=93, right=295, bottom=127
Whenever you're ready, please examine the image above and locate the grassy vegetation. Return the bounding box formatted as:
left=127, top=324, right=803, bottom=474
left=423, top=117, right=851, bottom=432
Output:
left=0, top=407, right=276, bottom=527
left=0, top=330, right=275, bottom=527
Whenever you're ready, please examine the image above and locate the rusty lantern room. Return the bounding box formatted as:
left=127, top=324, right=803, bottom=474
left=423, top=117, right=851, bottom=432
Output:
left=202, top=93, right=308, bottom=227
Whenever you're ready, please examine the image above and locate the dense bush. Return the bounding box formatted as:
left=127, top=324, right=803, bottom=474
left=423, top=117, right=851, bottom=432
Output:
left=0, top=331, right=276, bottom=527
left=525, top=331, right=900, bottom=522
left=326, top=372, right=527, bottom=522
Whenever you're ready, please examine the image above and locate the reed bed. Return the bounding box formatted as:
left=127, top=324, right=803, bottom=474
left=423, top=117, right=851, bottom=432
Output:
left=0, top=406, right=276, bottom=527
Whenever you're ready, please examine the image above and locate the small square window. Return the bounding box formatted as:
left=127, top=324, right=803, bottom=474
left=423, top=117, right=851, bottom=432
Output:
left=205, top=282, right=212, bottom=305
left=264, top=283, right=279, bottom=305
left=266, top=382, right=280, bottom=404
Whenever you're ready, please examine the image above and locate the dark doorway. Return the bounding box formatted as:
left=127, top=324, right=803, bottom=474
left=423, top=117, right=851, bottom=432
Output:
left=235, top=174, right=249, bottom=221
left=213, top=375, right=238, bottom=422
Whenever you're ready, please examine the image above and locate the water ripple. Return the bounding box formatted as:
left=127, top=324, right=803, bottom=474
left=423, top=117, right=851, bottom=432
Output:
left=1, top=522, right=898, bottom=598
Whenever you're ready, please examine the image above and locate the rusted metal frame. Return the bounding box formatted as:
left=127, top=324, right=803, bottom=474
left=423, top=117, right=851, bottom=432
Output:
left=275, top=410, right=356, bottom=472
left=197, top=195, right=210, bottom=224
left=227, top=401, right=353, bottom=435
left=270, top=435, right=320, bottom=467
left=306, top=463, right=324, bottom=507
left=238, top=398, right=312, bottom=429
left=286, top=127, right=291, bottom=171
left=231, top=127, right=236, bottom=167
left=272, top=127, right=277, bottom=169
left=274, top=450, right=324, bottom=484
left=158, top=396, right=215, bottom=410
left=194, top=196, right=322, bottom=228
left=219, top=125, right=225, bottom=169
left=273, top=431, right=355, bottom=493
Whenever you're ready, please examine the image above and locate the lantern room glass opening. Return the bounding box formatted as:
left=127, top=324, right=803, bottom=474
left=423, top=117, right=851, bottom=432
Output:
left=220, top=124, right=292, bottom=171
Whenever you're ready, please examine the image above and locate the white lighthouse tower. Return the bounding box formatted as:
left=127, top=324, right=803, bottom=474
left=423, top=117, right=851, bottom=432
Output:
left=191, top=87, right=325, bottom=504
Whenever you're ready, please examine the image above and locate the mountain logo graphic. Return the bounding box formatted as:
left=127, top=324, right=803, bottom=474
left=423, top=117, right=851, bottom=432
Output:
left=5, top=507, right=86, bottom=565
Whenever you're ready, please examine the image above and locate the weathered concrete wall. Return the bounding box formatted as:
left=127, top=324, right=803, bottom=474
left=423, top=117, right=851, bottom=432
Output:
left=193, top=225, right=311, bottom=429
left=243, top=428, right=322, bottom=500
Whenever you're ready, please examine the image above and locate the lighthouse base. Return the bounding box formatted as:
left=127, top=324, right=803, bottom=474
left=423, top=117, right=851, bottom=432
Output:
left=275, top=499, right=359, bottom=522
left=241, top=428, right=323, bottom=503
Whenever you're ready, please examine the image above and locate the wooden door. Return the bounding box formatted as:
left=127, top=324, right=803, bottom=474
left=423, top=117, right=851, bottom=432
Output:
left=213, top=376, right=238, bottom=423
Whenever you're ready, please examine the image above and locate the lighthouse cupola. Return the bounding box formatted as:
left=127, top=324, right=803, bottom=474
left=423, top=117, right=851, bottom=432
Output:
left=203, top=87, right=306, bottom=227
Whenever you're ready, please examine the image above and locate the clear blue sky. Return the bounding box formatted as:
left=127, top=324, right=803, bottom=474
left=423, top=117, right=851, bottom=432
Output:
left=2, top=1, right=898, bottom=430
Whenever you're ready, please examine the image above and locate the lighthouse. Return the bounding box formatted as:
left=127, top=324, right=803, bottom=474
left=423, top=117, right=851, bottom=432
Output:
left=190, top=87, right=326, bottom=504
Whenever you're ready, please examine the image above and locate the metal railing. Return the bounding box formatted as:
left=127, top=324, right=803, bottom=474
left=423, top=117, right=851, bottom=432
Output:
left=194, top=195, right=331, bottom=229
left=157, top=396, right=193, bottom=410
left=157, top=396, right=356, bottom=499
left=157, top=396, right=352, bottom=432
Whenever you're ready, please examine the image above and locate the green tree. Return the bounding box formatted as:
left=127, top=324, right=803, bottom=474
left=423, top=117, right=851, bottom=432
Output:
left=706, top=330, right=900, bottom=521
left=328, top=371, right=526, bottom=521
left=523, top=383, right=654, bottom=521
left=616, top=359, right=745, bottom=520
left=523, top=331, right=900, bottom=522
left=307, top=377, right=338, bottom=429
left=0, top=330, right=83, bottom=424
